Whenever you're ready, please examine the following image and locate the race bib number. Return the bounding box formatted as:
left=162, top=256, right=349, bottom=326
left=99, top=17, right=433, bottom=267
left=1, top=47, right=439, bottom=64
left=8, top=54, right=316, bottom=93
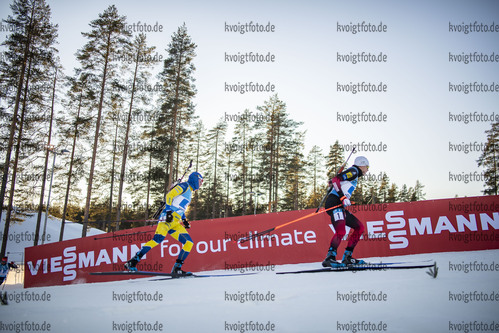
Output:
left=333, top=210, right=344, bottom=221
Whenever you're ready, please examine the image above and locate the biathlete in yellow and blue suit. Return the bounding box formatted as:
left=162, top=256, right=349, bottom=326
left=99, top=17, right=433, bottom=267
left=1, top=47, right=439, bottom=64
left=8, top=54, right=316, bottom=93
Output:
left=125, top=172, right=204, bottom=275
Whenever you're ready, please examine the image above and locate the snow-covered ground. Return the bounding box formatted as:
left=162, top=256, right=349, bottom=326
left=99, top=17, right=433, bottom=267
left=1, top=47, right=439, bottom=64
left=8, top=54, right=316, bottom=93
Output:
left=1, top=213, right=498, bottom=333
left=0, top=210, right=105, bottom=263
left=0, top=210, right=105, bottom=285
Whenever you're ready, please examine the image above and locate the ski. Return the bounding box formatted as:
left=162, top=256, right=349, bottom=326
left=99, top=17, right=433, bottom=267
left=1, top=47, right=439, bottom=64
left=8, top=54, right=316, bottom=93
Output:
left=276, top=262, right=436, bottom=274
left=90, top=270, right=190, bottom=277
left=90, top=270, right=257, bottom=279
left=0, top=291, right=7, bottom=305
left=150, top=272, right=257, bottom=281
left=91, top=261, right=436, bottom=278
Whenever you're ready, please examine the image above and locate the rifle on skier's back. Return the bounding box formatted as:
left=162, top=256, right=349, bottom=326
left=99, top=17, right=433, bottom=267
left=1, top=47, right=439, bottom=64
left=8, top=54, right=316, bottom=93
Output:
left=152, top=160, right=193, bottom=219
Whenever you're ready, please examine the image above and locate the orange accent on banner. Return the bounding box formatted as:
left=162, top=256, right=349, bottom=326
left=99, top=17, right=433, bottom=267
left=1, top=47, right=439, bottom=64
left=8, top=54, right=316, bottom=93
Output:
left=275, top=204, right=342, bottom=231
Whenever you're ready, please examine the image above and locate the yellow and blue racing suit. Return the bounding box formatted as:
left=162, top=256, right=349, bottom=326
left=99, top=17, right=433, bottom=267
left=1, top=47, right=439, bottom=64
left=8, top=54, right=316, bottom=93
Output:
left=138, top=182, right=194, bottom=262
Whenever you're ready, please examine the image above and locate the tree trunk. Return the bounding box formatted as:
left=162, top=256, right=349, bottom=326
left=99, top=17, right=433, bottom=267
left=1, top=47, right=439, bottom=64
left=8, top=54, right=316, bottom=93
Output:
left=106, top=121, right=118, bottom=230
left=3, top=53, right=33, bottom=254
left=34, top=66, right=57, bottom=245
left=145, top=148, right=152, bottom=225
left=0, top=2, right=35, bottom=257
left=225, top=150, right=230, bottom=218
left=82, top=32, right=112, bottom=237
left=60, top=89, right=82, bottom=241
left=116, top=46, right=140, bottom=229
left=166, top=56, right=183, bottom=192
left=212, top=132, right=219, bottom=218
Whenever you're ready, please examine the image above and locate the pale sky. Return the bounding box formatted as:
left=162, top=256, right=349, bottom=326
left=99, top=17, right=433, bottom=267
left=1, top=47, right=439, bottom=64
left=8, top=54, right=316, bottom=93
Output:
left=1, top=0, right=498, bottom=200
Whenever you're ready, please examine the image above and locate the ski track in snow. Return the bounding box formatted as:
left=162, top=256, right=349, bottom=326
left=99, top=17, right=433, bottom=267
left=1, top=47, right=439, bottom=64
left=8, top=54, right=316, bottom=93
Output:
left=1, top=251, right=498, bottom=332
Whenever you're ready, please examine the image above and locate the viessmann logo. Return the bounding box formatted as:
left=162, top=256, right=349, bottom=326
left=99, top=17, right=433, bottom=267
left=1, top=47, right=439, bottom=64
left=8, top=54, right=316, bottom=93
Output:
left=366, top=210, right=499, bottom=249
left=26, top=244, right=145, bottom=282
left=26, top=230, right=319, bottom=283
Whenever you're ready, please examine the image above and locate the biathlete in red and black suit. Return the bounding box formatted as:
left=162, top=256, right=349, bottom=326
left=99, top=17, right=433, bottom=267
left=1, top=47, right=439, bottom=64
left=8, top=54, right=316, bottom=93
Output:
left=322, top=156, right=370, bottom=268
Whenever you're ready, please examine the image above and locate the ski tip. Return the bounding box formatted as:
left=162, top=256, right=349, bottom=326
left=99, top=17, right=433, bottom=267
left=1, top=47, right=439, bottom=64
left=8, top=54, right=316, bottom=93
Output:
left=426, top=261, right=439, bottom=279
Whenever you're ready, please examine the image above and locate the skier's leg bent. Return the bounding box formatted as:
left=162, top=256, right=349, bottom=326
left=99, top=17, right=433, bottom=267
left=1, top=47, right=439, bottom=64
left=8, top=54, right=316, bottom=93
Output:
left=329, top=213, right=346, bottom=250
left=322, top=195, right=347, bottom=268
left=345, top=211, right=364, bottom=249
left=125, top=222, right=169, bottom=271
left=168, top=224, right=194, bottom=275
left=342, top=212, right=366, bottom=265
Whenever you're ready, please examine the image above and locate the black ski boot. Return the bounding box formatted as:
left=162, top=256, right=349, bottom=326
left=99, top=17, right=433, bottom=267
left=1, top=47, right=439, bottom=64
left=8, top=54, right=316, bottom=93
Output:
left=322, top=248, right=346, bottom=268
left=0, top=291, right=7, bottom=305
left=171, top=259, right=192, bottom=276
left=341, top=250, right=365, bottom=266
left=124, top=253, right=141, bottom=271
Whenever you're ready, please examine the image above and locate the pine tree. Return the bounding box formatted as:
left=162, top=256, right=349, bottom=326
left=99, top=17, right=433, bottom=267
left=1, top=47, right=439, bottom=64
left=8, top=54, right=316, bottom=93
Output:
left=33, top=64, right=63, bottom=245
left=31, top=62, right=62, bottom=245
left=0, top=0, right=59, bottom=254
left=477, top=122, right=499, bottom=195
left=184, top=120, right=206, bottom=220
left=399, top=184, right=410, bottom=202
left=255, top=94, right=302, bottom=213
left=157, top=23, right=197, bottom=196
left=0, top=0, right=36, bottom=216
left=223, top=140, right=233, bottom=217
left=365, top=178, right=379, bottom=204
left=378, top=173, right=390, bottom=203
left=246, top=135, right=264, bottom=215
left=133, top=103, right=163, bottom=223
left=56, top=72, right=94, bottom=240
left=350, top=177, right=366, bottom=204
left=386, top=183, right=398, bottom=203
left=325, top=141, right=344, bottom=178
left=305, top=145, right=326, bottom=208
left=282, top=132, right=307, bottom=211
left=102, top=96, right=123, bottom=230
left=410, top=180, right=426, bottom=201
left=114, top=33, right=157, bottom=229
left=229, top=109, right=253, bottom=215
left=76, top=5, right=131, bottom=237
left=205, top=120, right=227, bottom=218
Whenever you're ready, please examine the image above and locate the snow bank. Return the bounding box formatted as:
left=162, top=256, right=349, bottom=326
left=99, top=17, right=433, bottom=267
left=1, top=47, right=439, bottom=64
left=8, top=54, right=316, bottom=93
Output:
left=0, top=211, right=105, bottom=263
left=1, top=249, right=498, bottom=333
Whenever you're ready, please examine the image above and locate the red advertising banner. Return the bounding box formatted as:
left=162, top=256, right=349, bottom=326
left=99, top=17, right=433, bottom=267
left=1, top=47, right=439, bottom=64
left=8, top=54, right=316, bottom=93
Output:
left=24, top=196, right=499, bottom=288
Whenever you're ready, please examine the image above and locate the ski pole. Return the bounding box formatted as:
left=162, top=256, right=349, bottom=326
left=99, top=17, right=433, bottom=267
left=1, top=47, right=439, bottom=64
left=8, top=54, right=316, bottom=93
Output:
left=238, top=203, right=344, bottom=244
left=93, top=230, right=153, bottom=241
left=176, top=159, right=193, bottom=188
left=315, top=146, right=356, bottom=213
left=91, top=218, right=157, bottom=225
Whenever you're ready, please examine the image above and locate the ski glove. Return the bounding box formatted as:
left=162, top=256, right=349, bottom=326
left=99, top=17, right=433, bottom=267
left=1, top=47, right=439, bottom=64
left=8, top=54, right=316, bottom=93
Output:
left=182, top=219, right=190, bottom=229
left=340, top=196, right=351, bottom=207
left=165, top=211, right=173, bottom=222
